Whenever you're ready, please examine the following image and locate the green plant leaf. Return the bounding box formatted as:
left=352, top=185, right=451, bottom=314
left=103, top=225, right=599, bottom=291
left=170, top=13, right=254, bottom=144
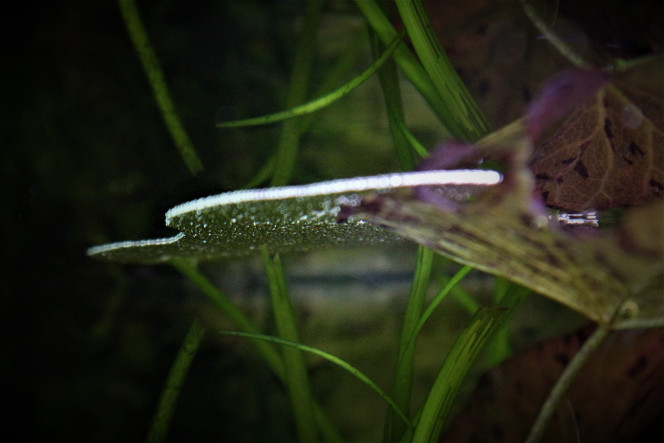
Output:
left=220, top=330, right=413, bottom=430
left=411, top=295, right=522, bottom=443
left=340, top=134, right=663, bottom=329
left=87, top=170, right=501, bottom=264
left=146, top=319, right=205, bottom=443
left=394, top=0, right=490, bottom=141
left=216, top=30, right=405, bottom=129
left=260, top=248, right=318, bottom=443
left=118, top=0, right=203, bottom=174
left=339, top=66, right=663, bottom=330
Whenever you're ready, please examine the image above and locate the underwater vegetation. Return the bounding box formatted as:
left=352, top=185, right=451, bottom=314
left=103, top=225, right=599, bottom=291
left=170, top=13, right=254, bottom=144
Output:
left=8, top=0, right=662, bottom=442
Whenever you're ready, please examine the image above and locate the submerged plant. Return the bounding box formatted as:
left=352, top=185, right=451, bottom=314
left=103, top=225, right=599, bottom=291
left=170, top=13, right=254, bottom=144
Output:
left=93, top=0, right=663, bottom=441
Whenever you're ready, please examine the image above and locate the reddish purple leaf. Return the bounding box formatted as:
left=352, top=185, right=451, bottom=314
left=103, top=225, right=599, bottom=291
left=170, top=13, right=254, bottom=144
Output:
left=442, top=326, right=664, bottom=442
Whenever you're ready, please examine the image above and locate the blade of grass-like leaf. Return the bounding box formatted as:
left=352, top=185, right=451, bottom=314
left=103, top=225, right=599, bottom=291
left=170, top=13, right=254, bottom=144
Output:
left=370, top=30, right=415, bottom=170
left=410, top=266, right=473, bottom=343
left=169, top=258, right=284, bottom=375
left=409, top=290, right=526, bottom=442
left=298, top=27, right=369, bottom=133
left=518, top=0, right=591, bottom=69
left=270, top=0, right=324, bottom=187
left=170, top=257, right=342, bottom=442
left=449, top=285, right=481, bottom=315
left=260, top=248, right=317, bottom=443
left=241, top=154, right=275, bottom=189
left=394, top=118, right=430, bottom=159
left=384, top=247, right=434, bottom=442
left=216, top=30, right=404, bottom=130
left=354, top=0, right=451, bottom=134
left=146, top=319, right=205, bottom=443
left=485, top=279, right=530, bottom=367
left=220, top=331, right=414, bottom=430
left=394, top=0, right=491, bottom=141
left=118, top=0, right=203, bottom=174
left=241, top=28, right=368, bottom=190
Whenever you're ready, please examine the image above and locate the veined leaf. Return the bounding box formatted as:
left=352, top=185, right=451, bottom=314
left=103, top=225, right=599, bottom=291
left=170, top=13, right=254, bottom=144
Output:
left=442, top=325, right=664, bottom=442
left=530, top=65, right=663, bottom=211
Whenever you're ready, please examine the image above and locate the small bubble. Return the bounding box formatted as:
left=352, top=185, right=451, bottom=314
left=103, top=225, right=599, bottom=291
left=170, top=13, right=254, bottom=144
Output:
left=618, top=300, right=639, bottom=319
left=621, top=103, right=643, bottom=129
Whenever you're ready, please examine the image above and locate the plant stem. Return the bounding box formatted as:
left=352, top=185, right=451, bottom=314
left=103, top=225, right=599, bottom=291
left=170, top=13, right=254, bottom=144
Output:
left=525, top=325, right=611, bottom=443
left=519, top=0, right=592, bottom=69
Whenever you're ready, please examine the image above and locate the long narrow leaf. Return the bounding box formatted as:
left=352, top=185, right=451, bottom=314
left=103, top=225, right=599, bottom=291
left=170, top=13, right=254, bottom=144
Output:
left=394, top=0, right=491, bottom=140
left=354, top=0, right=451, bottom=132
left=370, top=29, right=415, bottom=170
left=410, top=266, right=473, bottom=344
left=411, top=308, right=504, bottom=442
left=261, top=248, right=318, bottom=443
left=411, top=290, right=525, bottom=442
left=170, top=257, right=342, bottom=442
left=270, top=0, right=324, bottom=187
left=146, top=319, right=205, bottom=443
left=170, top=258, right=284, bottom=376
left=220, top=330, right=414, bottom=430
left=118, top=0, right=203, bottom=174
left=217, top=30, right=405, bottom=129
left=384, top=246, right=433, bottom=441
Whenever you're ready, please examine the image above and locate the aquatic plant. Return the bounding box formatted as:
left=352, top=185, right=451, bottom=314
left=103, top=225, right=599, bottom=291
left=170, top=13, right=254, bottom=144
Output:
left=92, top=1, right=663, bottom=441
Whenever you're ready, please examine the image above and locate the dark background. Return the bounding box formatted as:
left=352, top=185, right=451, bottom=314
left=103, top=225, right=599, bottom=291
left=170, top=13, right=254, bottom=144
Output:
left=4, top=1, right=314, bottom=441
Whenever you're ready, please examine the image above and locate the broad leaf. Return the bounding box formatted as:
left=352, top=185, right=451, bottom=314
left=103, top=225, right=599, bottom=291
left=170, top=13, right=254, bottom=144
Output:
left=339, top=67, right=663, bottom=328
left=337, top=66, right=663, bottom=328
left=442, top=325, right=664, bottom=442
left=89, top=66, right=663, bottom=329
left=340, top=140, right=662, bottom=328
left=529, top=64, right=663, bottom=211
left=87, top=170, right=500, bottom=264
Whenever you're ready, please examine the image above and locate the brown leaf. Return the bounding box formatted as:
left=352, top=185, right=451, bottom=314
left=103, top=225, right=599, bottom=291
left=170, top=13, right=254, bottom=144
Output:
left=341, top=130, right=664, bottom=328
left=530, top=65, right=664, bottom=211
left=441, top=326, right=664, bottom=443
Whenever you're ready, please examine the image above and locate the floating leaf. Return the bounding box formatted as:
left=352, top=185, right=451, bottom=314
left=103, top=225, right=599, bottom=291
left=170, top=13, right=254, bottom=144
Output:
left=341, top=152, right=663, bottom=328
left=87, top=170, right=502, bottom=264
left=89, top=66, right=662, bottom=329
left=442, top=325, right=664, bottom=442
left=339, top=65, right=663, bottom=329
left=529, top=65, right=664, bottom=211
